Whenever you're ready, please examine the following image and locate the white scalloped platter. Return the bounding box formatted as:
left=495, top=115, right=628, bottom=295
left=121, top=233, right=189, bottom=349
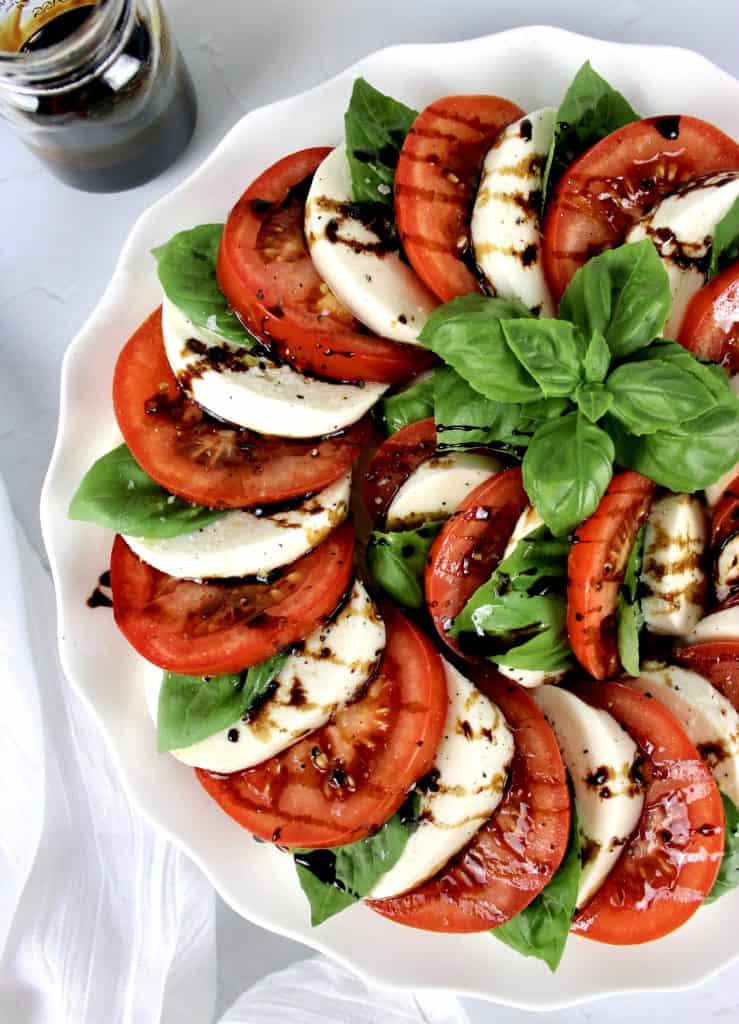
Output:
left=41, top=26, right=739, bottom=1010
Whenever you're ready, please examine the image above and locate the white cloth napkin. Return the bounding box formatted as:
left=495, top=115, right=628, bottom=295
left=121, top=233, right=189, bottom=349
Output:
left=0, top=475, right=467, bottom=1024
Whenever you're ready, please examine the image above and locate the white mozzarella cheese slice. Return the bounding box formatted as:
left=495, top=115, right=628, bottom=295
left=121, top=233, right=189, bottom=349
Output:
left=496, top=503, right=565, bottom=689
left=641, top=492, right=708, bottom=636
left=304, top=145, right=437, bottom=345
left=534, top=685, right=645, bottom=909
left=125, top=472, right=350, bottom=579
left=471, top=108, right=555, bottom=316
left=144, top=579, right=386, bottom=772
left=684, top=606, right=739, bottom=645
left=161, top=296, right=386, bottom=437
left=385, top=452, right=502, bottom=530
left=629, top=664, right=739, bottom=806
left=717, top=536, right=739, bottom=603
left=370, top=661, right=513, bottom=899
left=705, top=375, right=739, bottom=507
left=502, top=503, right=546, bottom=558
left=626, top=172, right=739, bottom=337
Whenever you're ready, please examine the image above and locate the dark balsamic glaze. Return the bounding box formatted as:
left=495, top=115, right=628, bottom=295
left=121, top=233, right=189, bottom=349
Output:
left=519, top=118, right=533, bottom=142
left=86, top=570, right=112, bottom=609
left=654, top=115, right=681, bottom=141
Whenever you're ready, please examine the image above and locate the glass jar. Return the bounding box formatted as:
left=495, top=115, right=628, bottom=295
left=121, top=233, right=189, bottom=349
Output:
left=0, top=0, right=197, bottom=191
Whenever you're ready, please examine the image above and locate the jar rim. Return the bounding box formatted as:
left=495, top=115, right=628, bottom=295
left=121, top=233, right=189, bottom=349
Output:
left=0, top=0, right=129, bottom=88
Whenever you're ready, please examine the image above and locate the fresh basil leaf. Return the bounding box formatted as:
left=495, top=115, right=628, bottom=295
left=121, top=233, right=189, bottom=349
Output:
left=583, top=329, right=611, bottom=383
left=433, top=366, right=525, bottom=449
left=69, top=444, right=226, bottom=538
left=344, top=78, right=417, bottom=206
left=522, top=412, right=614, bottom=537
left=367, top=520, right=443, bottom=608
left=419, top=296, right=543, bottom=405
left=153, top=224, right=253, bottom=345
left=575, top=383, right=613, bottom=423
left=606, top=393, right=739, bottom=493
left=454, top=591, right=572, bottom=672
left=706, top=792, right=739, bottom=904
left=617, top=526, right=645, bottom=676
left=501, top=319, right=586, bottom=398
left=382, top=373, right=435, bottom=435
left=522, top=397, right=571, bottom=422
left=542, top=61, right=639, bottom=212
left=709, top=196, right=739, bottom=280
left=157, top=652, right=288, bottom=752
left=558, top=240, right=671, bottom=358
left=492, top=806, right=581, bottom=971
left=606, top=358, right=716, bottom=435
left=294, top=796, right=418, bottom=926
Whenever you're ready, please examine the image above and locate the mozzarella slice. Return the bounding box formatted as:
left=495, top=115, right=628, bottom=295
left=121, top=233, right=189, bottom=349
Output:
left=626, top=172, right=739, bottom=337
left=502, top=504, right=546, bottom=559
left=684, top=606, right=739, bottom=645
left=125, top=472, right=350, bottom=579
left=305, top=145, right=437, bottom=345
left=144, top=579, right=386, bottom=772
left=471, top=108, right=555, bottom=316
left=705, top=374, right=739, bottom=507
left=628, top=664, right=739, bottom=805
left=370, top=661, right=513, bottom=899
left=385, top=452, right=502, bottom=530
left=161, top=296, right=386, bottom=437
left=496, top=504, right=565, bottom=689
left=641, top=492, right=708, bottom=636
left=717, top=537, right=739, bottom=603
left=534, top=685, right=645, bottom=909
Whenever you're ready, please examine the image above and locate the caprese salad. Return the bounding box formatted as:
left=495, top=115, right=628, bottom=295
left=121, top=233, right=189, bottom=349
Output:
left=68, top=60, right=739, bottom=971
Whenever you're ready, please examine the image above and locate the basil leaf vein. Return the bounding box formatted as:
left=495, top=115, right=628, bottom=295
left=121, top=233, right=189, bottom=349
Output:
left=522, top=411, right=614, bottom=536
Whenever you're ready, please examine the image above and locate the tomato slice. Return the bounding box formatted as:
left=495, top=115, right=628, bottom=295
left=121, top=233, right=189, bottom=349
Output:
left=567, top=471, right=655, bottom=680
left=674, top=641, right=739, bottom=711
left=110, top=525, right=354, bottom=674
left=543, top=117, right=739, bottom=302
left=112, top=308, right=372, bottom=509
left=425, top=468, right=528, bottom=657
left=363, top=418, right=437, bottom=526
left=368, top=672, right=570, bottom=932
left=395, top=95, right=524, bottom=302
left=570, top=681, right=724, bottom=944
left=678, top=263, right=739, bottom=373
left=216, top=148, right=434, bottom=385
left=711, top=473, right=739, bottom=550
left=196, top=604, right=447, bottom=847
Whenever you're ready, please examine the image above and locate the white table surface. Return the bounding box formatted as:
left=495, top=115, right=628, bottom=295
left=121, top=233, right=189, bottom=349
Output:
left=3, top=1, right=739, bottom=1020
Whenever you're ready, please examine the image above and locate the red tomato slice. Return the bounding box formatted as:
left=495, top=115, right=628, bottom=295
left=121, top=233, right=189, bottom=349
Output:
left=678, top=263, right=739, bottom=372
left=113, top=308, right=372, bottom=509
left=395, top=95, right=524, bottom=302
left=570, top=681, right=724, bottom=945
left=425, top=468, right=528, bottom=657
left=674, top=642, right=739, bottom=712
left=217, top=148, right=434, bottom=385
left=196, top=604, right=447, bottom=847
left=110, top=526, right=354, bottom=674
left=368, top=672, right=570, bottom=932
left=567, top=471, right=655, bottom=680
left=363, top=418, right=437, bottom=526
left=711, top=473, right=739, bottom=550
left=543, top=117, right=739, bottom=302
